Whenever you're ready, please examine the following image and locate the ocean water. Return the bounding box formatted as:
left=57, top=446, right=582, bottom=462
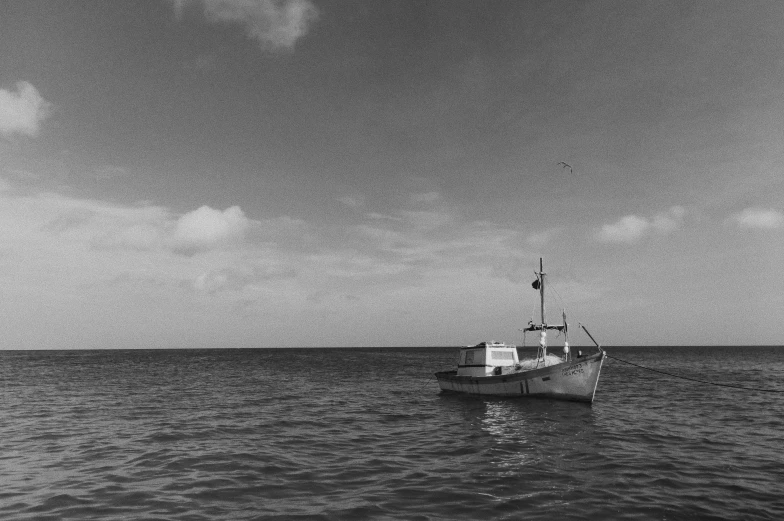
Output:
left=1, top=346, right=782, bottom=520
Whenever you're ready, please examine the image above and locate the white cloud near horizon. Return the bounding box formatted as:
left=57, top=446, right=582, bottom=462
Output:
left=0, top=179, right=612, bottom=348
left=0, top=180, right=487, bottom=304
left=173, top=205, right=250, bottom=253
left=730, top=207, right=784, bottom=230
left=172, top=0, right=318, bottom=50
left=597, top=206, right=686, bottom=243
left=34, top=195, right=252, bottom=255
left=0, top=81, right=50, bottom=137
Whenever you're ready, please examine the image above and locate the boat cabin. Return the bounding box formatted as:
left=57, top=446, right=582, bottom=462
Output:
left=457, top=341, right=519, bottom=377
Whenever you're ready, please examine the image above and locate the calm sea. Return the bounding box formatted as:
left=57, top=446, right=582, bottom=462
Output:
left=1, top=346, right=782, bottom=520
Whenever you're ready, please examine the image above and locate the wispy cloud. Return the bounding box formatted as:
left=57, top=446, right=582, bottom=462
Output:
left=410, top=191, right=442, bottom=204
left=93, top=165, right=129, bottom=181
left=338, top=195, right=364, bottom=208
left=0, top=81, right=50, bottom=137
left=597, top=206, right=685, bottom=243
left=351, top=224, right=407, bottom=246
left=353, top=191, right=454, bottom=232
left=399, top=209, right=454, bottom=231
left=4, top=168, right=41, bottom=182
left=346, top=208, right=528, bottom=282
left=172, top=0, right=318, bottom=51
left=193, top=264, right=295, bottom=293
left=598, top=215, right=649, bottom=244
left=526, top=227, right=562, bottom=248
left=366, top=212, right=403, bottom=222
left=730, top=207, right=784, bottom=230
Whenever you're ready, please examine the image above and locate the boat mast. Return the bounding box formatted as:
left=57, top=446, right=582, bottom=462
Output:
left=538, top=257, right=547, bottom=361
left=527, top=258, right=571, bottom=362
left=539, top=257, right=545, bottom=327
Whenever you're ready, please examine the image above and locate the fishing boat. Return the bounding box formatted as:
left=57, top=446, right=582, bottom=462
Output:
left=434, top=258, right=605, bottom=403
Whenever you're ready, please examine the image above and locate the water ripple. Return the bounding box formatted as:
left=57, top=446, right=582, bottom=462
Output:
left=0, top=347, right=782, bottom=519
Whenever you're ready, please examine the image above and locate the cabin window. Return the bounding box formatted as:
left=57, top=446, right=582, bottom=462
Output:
left=464, top=351, right=474, bottom=364
left=491, top=351, right=514, bottom=360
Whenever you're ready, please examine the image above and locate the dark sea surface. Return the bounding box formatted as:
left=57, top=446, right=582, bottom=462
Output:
left=1, top=346, right=783, bottom=520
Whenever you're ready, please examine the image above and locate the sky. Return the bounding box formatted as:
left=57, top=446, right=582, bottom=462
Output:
left=1, top=0, right=783, bottom=349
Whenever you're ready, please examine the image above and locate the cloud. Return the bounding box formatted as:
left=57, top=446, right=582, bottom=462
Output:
left=5, top=168, right=42, bottom=182
left=731, top=207, right=784, bottom=229
left=526, top=227, right=562, bottom=247
left=410, top=191, right=442, bottom=204
left=172, top=205, right=250, bottom=253
left=93, top=165, right=129, bottom=181
left=338, top=195, right=364, bottom=208
left=0, top=177, right=576, bottom=348
left=194, top=269, right=241, bottom=293
left=366, top=212, right=403, bottom=222
left=597, top=215, right=650, bottom=243
left=174, top=0, right=318, bottom=50
left=194, top=265, right=296, bottom=293
left=18, top=193, right=252, bottom=255
left=351, top=224, right=408, bottom=252
left=597, top=206, right=685, bottom=243
left=653, top=206, right=685, bottom=234
left=0, top=81, right=50, bottom=137
left=399, top=210, right=454, bottom=231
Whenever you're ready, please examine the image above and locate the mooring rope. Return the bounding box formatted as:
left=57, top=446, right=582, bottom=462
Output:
left=416, top=372, right=440, bottom=392
left=607, top=354, right=784, bottom=393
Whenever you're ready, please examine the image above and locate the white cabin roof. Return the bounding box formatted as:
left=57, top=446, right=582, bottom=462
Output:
left=462, top=341, right=516, bottom=349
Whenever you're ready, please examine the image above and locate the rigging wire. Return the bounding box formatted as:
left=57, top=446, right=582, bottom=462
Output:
left=548, top=283, right=566, bottom=315
left=415, top=373, right=437, bottom=392
left=607, top=354, right=784, bottom=394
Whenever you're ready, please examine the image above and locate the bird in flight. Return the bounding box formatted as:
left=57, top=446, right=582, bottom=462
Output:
left=557, top=162, right=573, bottom=174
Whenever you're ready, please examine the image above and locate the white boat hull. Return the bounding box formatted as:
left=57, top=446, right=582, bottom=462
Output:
left=435, top=350, right=605, bottom=403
